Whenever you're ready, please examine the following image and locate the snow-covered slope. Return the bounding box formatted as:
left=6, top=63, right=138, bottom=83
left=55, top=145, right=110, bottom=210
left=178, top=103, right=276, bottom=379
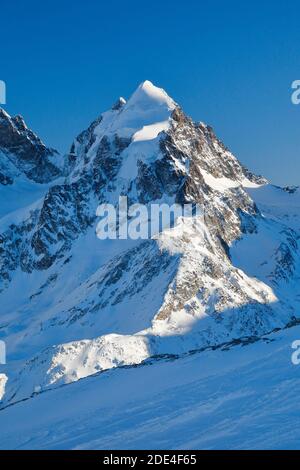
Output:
left=0, top=80, right=300, bottom=418
left=247, top=184, right=300, bottom=230
left=0, top=324, right=299, bottom=450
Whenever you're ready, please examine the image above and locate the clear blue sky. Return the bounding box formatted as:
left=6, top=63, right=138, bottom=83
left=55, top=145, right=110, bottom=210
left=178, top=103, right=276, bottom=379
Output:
left=1, top=0, right=299, bottom=185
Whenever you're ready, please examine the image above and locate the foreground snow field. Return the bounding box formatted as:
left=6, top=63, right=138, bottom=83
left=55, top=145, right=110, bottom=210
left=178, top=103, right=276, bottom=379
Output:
left=0, top=324, right=299, bottom=450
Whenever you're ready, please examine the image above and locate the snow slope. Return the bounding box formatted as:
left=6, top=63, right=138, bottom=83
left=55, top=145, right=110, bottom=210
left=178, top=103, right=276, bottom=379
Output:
left=247, top=184, right=300, bottom=230
left=0, top=324, right=299, bottom=450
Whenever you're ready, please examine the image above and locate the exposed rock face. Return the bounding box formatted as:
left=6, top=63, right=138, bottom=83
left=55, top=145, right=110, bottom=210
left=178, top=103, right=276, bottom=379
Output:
left=0, top=80, right=300, bottom=405
left=0, top=108, right=63, bottom=184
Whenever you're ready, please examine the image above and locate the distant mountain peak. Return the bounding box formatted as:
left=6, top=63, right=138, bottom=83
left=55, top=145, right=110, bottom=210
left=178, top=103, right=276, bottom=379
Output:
left=0, top=107, right=63, bottom=184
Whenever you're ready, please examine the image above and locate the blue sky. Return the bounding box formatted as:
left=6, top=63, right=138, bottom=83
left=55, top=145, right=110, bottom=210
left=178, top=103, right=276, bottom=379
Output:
left=1, top=0, right=299, bottom=185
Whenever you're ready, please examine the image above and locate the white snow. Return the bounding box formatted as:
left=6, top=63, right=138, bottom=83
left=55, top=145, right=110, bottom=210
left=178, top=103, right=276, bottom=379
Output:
left=201, top=169, right=240, bottom=191
left=70, top=80, right=176, bottom=183
left=247, top=184, right=300, bottom=230
left=0, top=149, right=63, bottom=220
left=0, top=325, right=299, bottom=449
left=201, top=169, right=263, bottom=192
left=132, top=121, right=170, bottom=142
left=92, top=80, right=175, bottom=145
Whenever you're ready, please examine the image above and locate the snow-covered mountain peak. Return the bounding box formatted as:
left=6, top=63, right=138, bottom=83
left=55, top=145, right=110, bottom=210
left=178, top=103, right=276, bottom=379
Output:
left=68, top=81, right=179, bottom=179
left=108, top=80, right=177, bottom=137
left=127, top=80, right=176, bottom=111
left=74, top=81, right=176, bottom=147
left=1, top=82, right=300, bottom=410
left=0, top=108, right=64, bottom=184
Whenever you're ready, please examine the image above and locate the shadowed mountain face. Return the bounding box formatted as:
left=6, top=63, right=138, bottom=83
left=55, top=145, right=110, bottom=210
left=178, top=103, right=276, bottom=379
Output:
left=0, top=80, right=299, bottom=406
left=0, top=109, right=64, bottom=184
